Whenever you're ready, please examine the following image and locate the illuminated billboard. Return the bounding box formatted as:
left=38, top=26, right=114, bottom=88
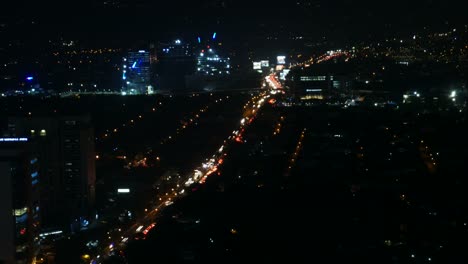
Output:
left=277, top=56, right=286, bottom=65
left=261, top=60, right=269, bottom=67
left=253, top=62, right=262, bottom=70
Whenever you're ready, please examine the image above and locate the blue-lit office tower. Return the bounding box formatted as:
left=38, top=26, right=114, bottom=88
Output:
left=155, top=39, right=195, bottom=92
left=0, top=138, right=40, bottom=264
left=122, top=50, right=151, bottom=95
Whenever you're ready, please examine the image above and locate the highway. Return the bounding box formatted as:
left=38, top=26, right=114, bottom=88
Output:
left=92, top=88, right=275, bottom=263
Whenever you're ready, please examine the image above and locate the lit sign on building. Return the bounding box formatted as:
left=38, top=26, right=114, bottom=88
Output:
left=117, top=188, right=130, bottom=193
left=0, top=137, right=28, bottom=142
left=275, top=65, right=285, bottom=71
left=261, top=60, right=269, bottom=67
left=39, top=230, right=63, bottom=237
left=300, top=76, right=326, bottom=81
left=13, top=207, right=28, bottom=216
left=280, top=69, right=290, bottom=80
left=253, top=62, right=262, bottom=70
left=277, top=56, right=286, bottom=65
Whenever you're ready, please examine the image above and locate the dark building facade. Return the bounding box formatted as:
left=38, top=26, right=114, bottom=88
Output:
left=155, top=40, right=196, bottom=92
left=0, top=137, right=40, bottom=264
left=4, top=116, right=96, bottom=232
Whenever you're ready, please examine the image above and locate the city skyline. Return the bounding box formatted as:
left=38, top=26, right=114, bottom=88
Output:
left=1, top=1, right=467, bottom=263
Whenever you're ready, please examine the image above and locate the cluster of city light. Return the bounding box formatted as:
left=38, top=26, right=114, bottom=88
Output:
left=290, top=48, right=353, bottom=69
left=198, top=157, right=223, bottom=184
left=449, top=90, right=458, bottom=103
left=265, top=74, right=283, bottom=90
left=316, top=50, right=349, bottom=64
left=402, top=91, right=421, bottom=103
left=403, top=90, right=461, bottom=104
left=197, top=48, right=230, bottom=75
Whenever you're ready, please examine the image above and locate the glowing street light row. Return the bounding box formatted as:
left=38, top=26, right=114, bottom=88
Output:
left=99, top=101, right=164, bottom=141
left=273, top=116, right=285, bottom=136
left=285, top=128, right=307, bottom=176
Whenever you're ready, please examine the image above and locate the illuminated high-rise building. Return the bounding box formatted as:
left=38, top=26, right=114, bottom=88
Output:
left=122, top=50, right=151, bottom=95
left=185, top=34, right=246, bottom=91
left=5, top=116, right=96, bottom=232
left=0, top=137, right=40, bottom=264
left=196, top=48, right=230, bottom=76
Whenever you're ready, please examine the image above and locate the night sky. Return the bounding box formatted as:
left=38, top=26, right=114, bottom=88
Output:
left=2, top=0, right=467, bottom=45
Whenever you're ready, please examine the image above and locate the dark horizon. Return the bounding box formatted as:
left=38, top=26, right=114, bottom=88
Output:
left=1, top=0, right=467, bottom=47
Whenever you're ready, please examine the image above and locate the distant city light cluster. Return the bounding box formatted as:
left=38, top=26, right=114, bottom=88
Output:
left=197, top=48, right=230, bottom=75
